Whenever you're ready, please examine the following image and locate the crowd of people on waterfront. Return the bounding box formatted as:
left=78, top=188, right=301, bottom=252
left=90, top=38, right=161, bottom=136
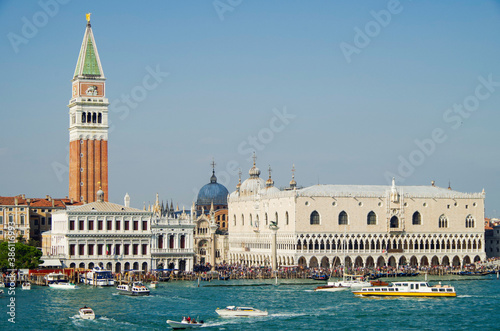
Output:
left=4, top=257, right=499, bottom=285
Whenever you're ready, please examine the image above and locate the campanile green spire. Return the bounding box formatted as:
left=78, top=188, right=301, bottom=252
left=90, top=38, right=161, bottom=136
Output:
left=73, top=14, right=105, bottom=79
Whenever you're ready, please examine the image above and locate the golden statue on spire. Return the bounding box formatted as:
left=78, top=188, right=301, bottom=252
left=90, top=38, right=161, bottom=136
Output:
left=86, top=13, right=91, bottom=22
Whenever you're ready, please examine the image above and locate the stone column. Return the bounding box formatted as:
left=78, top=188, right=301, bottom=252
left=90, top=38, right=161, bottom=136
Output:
left=270, top=223, right=279, bottom=271
left=209, top=223, right=218, bottom=270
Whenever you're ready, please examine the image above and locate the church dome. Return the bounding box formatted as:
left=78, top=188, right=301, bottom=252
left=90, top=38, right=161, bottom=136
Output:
left=196, top=172, right=229, bottom=206
left=240, top=177, right=266, bottom=196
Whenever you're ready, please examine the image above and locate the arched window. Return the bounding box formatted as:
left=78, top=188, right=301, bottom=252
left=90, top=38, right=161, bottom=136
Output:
left=98, top=113, right=102, bottom=123
left=233, top=214, right=236, bottom=226
left=412, top=211, right=421, bottom=225
left=275, top=212, right=278, bottom=225
left=465, top=215, right=474, bottom=228
left=250, top=214, right=253, bottom=226
left=367, top=211, right=376, bottom=225
left=390, top=216, right=399, bottom=228
left=241, top=214, right=244, bottom=226
left=87, top=112, right=91, bottom=123
left=439, top=214, right=448, bottom=228
left=310, top=211, right=320, bottom=225
left=82, top=112, right=86, bottom=123
left=339, top=211, right=348, bottom=225
left=265, top=213, right=268, bottom=226
left=92, top=112, right=97, bottom=123
left=286, top=212, right=289, bottom=225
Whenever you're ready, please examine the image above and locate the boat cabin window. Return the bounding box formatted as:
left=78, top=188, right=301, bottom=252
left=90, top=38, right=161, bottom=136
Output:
left=402, top=283, right=408, bottom=286
left=447, top=289, right=453, bottom=292
left=389, top=288, right=395, bottom=291
left=381, top=288, right=388, bottom=291
left=439, top=289, right=445, bottom=292
left=432, top=289, right=437, bottom=292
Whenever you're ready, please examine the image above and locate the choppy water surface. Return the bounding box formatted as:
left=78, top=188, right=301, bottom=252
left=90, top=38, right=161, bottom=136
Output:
left=1, top=275, right=499, bottom=330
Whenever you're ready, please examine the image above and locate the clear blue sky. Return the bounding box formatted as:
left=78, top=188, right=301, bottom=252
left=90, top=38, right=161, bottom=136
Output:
left=1, top=0, right=500, bottom=217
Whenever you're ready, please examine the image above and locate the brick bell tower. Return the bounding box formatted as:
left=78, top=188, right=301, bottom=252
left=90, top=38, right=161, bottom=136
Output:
left=68, top=14, right=108, bottom=203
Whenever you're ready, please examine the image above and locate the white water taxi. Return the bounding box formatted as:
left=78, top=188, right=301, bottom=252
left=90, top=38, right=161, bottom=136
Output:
left=79, top=306, right=95, bottom=320
left=49, top=282, right=78, bottom=289
left=116, top=281, right=150, bottom=296
left=215, top=306, right=268, bottom=317
left=150, top=281, right=158, bottom=288
left=353, top=281, right=456, bottom=297
left=166, top=319, right=203, bottom=329
left=314, top=284, right=349, bottom=292
left=22, top=282, right=31, bottom=290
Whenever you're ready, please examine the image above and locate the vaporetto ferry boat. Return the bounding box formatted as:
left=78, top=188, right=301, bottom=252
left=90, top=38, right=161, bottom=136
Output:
left=85, top=267, right=115, bottom=286
left=352, top=281, right=456, bottom=297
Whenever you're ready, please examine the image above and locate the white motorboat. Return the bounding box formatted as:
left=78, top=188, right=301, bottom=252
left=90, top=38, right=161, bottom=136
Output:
left=166, top=319, right=203, bottom=329
left=22, top=282, right=31, bottom=290
left=330, top=274, right=372, bottom=289
left=79, top=306, right=95, bottom=320
left=215, top=306, right=268, bottom=317
left=46, top=272, right=77, bottom=289
left=353, top=281, right=457, bottom=297
left=49, top=282, right=78, bottom=289
left=116, top=281, right=150, bottom=296
left=85, top=266, right=115, bottom=286
left=150, top=281, right=158, bottom=288
left=314, top=284, right=349, bottom=292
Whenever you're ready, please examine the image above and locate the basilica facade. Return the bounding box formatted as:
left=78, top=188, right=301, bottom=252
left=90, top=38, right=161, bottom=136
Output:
left=228, top=159, right=486, bottom=269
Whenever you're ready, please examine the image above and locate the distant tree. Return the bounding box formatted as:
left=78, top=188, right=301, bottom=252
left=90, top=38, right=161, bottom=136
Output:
left=0, top=241, right=43, bottom=270
left=27, top=239, right=40, bottom=247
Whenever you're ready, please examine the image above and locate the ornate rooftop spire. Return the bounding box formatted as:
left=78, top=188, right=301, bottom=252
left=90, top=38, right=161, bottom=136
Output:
left=74, top=13, right=104, bottom=79
left=289, top=164, right=297, bottom=189
left=249, top=152, right=261, bottom=177
left=210, top=158, right=217, bottom=183
left=266, top=165, right=274, bottom=188
left=236, top=168, right=242, bottom=191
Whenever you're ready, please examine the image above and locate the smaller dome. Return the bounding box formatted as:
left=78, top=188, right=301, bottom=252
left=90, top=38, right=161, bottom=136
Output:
left=249, top=165, right=261, bottom=177
left=96, top=189, right=104, bottom=202
left=259, top=186, right=280, bottom=196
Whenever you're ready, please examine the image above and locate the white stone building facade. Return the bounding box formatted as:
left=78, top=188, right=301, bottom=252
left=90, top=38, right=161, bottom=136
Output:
left=151, top=207, right=196, bottom=272
left=228, top=161, right=486, bottom=268
left=48, top=191, right=153, bottom=273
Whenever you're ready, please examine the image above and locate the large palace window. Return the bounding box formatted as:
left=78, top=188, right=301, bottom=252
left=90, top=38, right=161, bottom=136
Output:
left=338, top=211, right=348, bottom=225
left=390, top=216, right=399, bottom=228
left=310, top=211, right=320, bottom=225
left=412, top=211, right=422, bottom=225
left=439, top=214, right=448, bottom=228
left=367, top=211, right=376, bottom=225
left=465, top=214, right=475, bottom=228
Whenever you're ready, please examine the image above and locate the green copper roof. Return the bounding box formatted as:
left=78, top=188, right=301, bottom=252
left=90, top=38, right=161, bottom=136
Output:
left=82, top=35, right=100, bottom=76
left=74, top=24, right=104, bottom=78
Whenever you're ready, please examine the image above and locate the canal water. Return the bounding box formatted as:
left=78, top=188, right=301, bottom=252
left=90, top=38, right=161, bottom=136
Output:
left=1, top=275, right=499, bottom=330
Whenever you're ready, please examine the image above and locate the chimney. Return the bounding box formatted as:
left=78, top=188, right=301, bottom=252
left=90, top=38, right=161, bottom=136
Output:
left=46, top=195, right=49, bottom=199
left=52, top=200, right=55, bottom=207
left=21, top=194, right=25, bottom=199
left=14, top=197, right=18, bottom=206
left=70, top=198, right=74, bottom=204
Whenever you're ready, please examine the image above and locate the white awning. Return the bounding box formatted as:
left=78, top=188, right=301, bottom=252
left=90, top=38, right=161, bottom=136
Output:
left=39, top=259, right=63, bottom=267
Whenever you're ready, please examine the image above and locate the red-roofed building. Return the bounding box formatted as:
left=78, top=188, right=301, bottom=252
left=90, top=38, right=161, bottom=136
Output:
left=0, top=195, right=82, bottom=244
